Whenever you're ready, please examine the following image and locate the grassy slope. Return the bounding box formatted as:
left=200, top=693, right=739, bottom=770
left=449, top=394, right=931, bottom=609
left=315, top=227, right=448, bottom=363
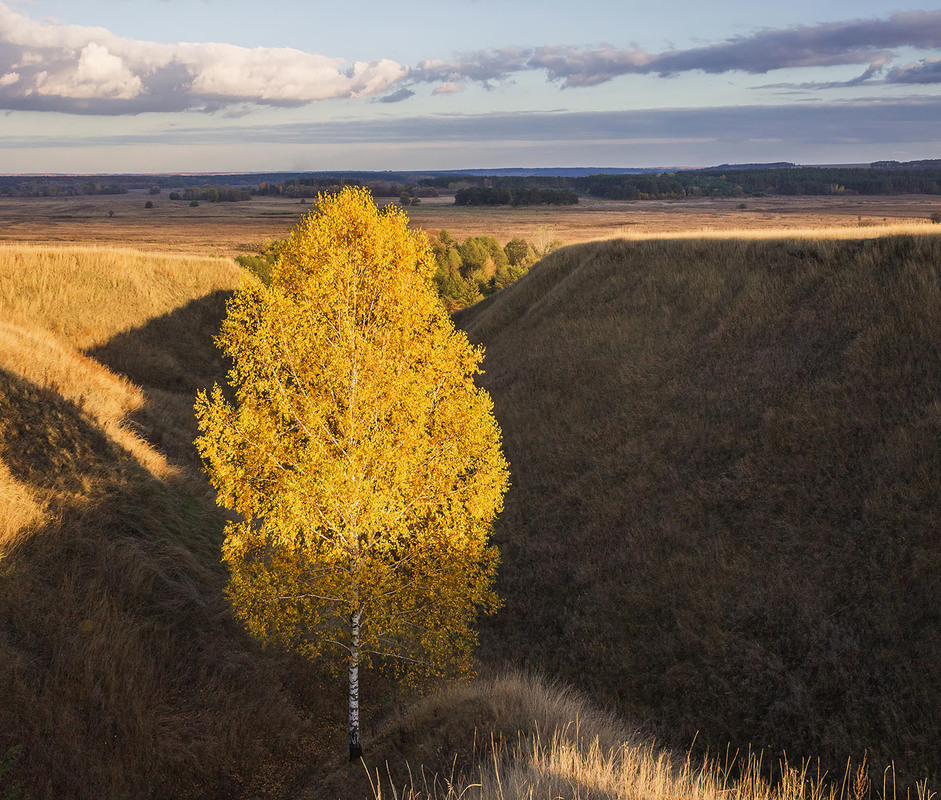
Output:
left=3, top=236, right=939, bottom=797
left=0, top=247, right=341, bottom=799
left=455, top=234, right=941, bottom=784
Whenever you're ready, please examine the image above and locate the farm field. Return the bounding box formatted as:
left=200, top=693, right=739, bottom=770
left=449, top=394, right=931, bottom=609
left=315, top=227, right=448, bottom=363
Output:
left=1, top=190, right=940, bottom=255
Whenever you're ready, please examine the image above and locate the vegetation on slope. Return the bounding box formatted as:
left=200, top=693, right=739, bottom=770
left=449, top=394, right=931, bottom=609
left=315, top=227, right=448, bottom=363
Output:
left=455, top=234, right=941, bottom=786
left=3, top=233, right=940, bottom=798
left=235, top=229, right=550, bottom=313
left=322, top=672, right=894, bottom=800
left=0, top=247, right=340, bottom=799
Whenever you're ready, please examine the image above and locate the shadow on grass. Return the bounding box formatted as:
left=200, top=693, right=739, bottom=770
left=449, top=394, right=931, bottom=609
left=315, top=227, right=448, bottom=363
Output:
left=85, top=289, right=233, bottom=469
left=0, top=365, right=340, bottom=799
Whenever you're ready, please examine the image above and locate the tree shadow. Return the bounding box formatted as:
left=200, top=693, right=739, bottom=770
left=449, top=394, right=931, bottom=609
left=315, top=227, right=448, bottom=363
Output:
left=85, top=289, right=233, bottom=468
left=0, top=363, right=328, bottom=799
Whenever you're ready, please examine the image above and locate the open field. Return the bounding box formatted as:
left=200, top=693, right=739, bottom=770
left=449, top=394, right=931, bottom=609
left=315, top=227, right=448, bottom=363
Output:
left=1, top=190, right=940, bottom=255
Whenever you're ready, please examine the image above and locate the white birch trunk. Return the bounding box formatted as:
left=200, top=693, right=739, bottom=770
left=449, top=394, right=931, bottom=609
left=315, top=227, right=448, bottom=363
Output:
left=348, top=609, right=363, bottom=762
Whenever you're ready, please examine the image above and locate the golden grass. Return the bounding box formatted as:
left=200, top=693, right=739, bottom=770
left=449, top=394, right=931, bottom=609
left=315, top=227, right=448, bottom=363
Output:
left=0, top=457, right=46, bottom=548
left=0, top=244, right=241, bottom=537
left=0, top=244, right=241, bottom=348
left=347, top=673, right=933, bottom=800
left=606, top=220, right=941, bottom=241
left=0, top=244, right=345, bottom=798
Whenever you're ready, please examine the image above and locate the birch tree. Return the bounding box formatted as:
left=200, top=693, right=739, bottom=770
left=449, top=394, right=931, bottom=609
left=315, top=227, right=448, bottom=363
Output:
left=194, top=187, right=508, bottom=761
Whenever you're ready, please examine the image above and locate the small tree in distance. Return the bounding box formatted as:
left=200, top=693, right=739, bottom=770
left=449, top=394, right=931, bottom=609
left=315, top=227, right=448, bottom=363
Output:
left=195, top=187, right=509, bottom=761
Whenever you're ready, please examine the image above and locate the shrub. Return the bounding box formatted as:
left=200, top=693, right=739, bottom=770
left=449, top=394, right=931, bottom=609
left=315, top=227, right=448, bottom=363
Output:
left=144, top=201, right=154, bottom=209
left=189, top=200, right=199, bottom=208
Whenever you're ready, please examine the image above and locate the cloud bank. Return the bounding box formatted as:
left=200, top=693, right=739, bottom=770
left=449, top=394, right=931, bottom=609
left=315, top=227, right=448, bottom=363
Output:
left=6, top=98, right=940, bottom=150
left=0, top=2, right=406, bottom=113
left=0, top=3, right=940, bottom=115
left=412, top=10, right=941, bottom=91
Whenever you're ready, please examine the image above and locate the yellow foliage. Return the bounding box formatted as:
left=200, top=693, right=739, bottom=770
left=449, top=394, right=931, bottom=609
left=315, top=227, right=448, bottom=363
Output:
left=195, top=187, right=509, bottom=684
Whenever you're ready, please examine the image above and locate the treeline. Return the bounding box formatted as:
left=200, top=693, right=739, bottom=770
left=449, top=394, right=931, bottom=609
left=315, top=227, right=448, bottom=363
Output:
left=577, top=172, right=743, bottom=199
left=236, top=230, right=555, bottom=312
left=582, top=166, right=941, bottom=198
left=695, top=166, right=941, bottom=196
left=454, top=187, right=578, bottom=206
left=5, top=163, right=941, bottom=202
left=0, top=181, right=129, bottom=197
left=426, top=164, right=941, bottom=200
left=167, top=185, right=252, bottom=203
left=256, top=178, right=440, bottom=201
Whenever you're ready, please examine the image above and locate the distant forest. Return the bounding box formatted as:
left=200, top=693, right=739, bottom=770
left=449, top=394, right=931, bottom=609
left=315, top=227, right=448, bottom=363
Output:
left=445, top=163, right=941, bottom=201
left=454, top=186, right=579, bottom=206
left=3, top=160, right=941, bottom=202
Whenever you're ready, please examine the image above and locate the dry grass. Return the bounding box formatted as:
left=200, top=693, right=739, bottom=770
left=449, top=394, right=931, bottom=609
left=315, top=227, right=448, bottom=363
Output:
left=2, top=192, right=940, bottom=256
left=455, top=233, right=941, bottom=788
left=606, top=221, right=941, bottom=241
left=334, top=673, right=932, bottom=800
left=0, top=245, right=345, bottom=799
left=316, top=672, right=632, bottom=799
left=375, top=737, right=901, bottom=800
left=0, top=244, right=240, bottom=347
left=4, top=225, right=941, bottom=798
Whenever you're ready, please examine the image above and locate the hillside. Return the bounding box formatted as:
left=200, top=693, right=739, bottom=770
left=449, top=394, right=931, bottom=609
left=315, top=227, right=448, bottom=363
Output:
left=455, top=234, right=941, bottom=784
left=2, top=235, right=940, bottom=798
left=0, top=247, right=343, bottom=799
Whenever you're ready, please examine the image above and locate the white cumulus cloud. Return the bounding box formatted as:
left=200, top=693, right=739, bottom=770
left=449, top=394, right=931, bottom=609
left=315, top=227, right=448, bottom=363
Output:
left=0, top=1, right=408, bottom=113
left=34, top=42, right=142, bottom=100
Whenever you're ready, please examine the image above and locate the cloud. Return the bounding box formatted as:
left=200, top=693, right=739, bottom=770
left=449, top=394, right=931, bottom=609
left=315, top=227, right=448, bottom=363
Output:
left=2, top=3, right=941, bottom=118
left=887, top=58, right=941, bottom=83
left=407, top=10, right=941, bottom=90
left=413, top=47, right=531, bottom=87
left=377, top=87, right=416, bottom=104
left=34, top=42, right=142, bottom=99
left=0, top=1, right=407, bottom=113
left=431, top=81, right=465, bottom=95
left=753, top=57, right=891, bottom=91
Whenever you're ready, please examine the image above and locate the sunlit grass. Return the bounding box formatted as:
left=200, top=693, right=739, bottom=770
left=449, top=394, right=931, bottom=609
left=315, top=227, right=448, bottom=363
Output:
left=0, top=244, right=241, bottom=348
left=0, top=244, right=318, bottom=798
left=360, top=674, right=935, bottom=800
left=608, top=220, right=941, bottom=241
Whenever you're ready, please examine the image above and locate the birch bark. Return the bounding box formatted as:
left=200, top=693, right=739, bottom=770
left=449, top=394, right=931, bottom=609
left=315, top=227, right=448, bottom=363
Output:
left=348, top=609, right=362, bottom=762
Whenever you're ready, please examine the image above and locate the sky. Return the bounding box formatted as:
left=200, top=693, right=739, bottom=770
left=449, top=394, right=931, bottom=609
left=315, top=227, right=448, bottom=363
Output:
left=1, top=0, right=940, bottom=173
